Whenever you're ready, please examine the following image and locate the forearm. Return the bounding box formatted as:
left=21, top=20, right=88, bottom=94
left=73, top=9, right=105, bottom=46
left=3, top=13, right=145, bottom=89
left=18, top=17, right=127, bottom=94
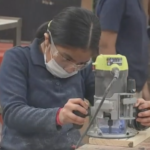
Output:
left=99, top=31, right=117, bottom=54
left=142, top=82, right=150, bottom=100
left=3, top=104, right=61, bottom=134
left=141, top=0, right=149, bottom=25
left=99, top=46, right=116, bottom=54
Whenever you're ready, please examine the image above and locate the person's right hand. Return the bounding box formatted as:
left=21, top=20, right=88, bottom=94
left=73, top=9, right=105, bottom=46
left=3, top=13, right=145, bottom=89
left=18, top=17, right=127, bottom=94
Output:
left=58, top=98, right=89, bottom=125
left=135, top=98, right=150, bottom=126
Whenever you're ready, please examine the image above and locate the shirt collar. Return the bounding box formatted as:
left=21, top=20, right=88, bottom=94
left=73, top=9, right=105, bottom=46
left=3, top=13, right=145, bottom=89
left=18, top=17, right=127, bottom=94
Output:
left=30, top=38, right=46, bottom=68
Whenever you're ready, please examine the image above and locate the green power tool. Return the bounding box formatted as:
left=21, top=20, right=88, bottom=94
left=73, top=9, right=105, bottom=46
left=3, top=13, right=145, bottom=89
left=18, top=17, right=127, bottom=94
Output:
left=75, top=54, right=148, bottom=149
left=89, top=54, right=148, bottom=138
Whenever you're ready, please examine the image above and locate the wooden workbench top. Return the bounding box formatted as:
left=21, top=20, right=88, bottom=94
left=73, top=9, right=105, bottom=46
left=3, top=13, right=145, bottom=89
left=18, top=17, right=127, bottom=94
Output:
left=77, top=138, right=150, bottom=150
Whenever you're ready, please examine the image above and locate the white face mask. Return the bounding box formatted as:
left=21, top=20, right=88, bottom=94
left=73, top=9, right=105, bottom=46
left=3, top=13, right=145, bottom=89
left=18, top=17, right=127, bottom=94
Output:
left=44, top=53, right=78, bottom=78
left=43, top=24, right=78, bottom=78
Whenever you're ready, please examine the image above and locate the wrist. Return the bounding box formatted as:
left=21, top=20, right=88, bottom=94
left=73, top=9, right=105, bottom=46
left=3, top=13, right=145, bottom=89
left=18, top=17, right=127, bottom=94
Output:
left=56, top=108, right=63, bottom=126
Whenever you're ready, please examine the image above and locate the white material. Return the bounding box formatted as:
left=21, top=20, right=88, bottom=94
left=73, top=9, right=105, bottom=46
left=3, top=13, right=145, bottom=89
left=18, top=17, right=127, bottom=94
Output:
left=0, top=19, right=17, bottom=25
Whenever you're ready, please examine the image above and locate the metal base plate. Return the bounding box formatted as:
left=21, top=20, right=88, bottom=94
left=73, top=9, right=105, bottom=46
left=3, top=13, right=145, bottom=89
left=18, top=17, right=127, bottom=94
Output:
left=87, top=126, right=138, bottom=139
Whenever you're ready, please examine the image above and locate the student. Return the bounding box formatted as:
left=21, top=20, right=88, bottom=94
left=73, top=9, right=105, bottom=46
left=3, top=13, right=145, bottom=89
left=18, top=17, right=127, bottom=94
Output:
left=96, top=0, right=149, bottom=98
left=0, top=6, right=149, bottom=150
left=0, top=7, right=101, bottom=150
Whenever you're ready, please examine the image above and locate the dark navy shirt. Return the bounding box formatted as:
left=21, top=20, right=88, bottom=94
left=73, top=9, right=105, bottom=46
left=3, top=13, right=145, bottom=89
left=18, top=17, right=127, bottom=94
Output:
left=96, top=0, right=149, bottom=92
left=0, top=38, right=94, bottom=150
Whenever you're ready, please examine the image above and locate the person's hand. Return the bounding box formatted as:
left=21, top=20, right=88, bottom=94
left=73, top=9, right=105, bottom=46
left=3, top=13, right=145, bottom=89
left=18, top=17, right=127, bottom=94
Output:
left=135, top=98, right=150, bottom=126
left=58, top=98, right=89, bottom=125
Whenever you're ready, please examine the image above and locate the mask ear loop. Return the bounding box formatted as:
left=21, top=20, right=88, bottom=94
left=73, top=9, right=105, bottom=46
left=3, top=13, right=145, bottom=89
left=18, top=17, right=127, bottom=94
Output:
left=44, top=20, right=54, bottom=62
left=47, top=29, right=58, bottom=57
left=43, top=35, right=51, bottom=63
left=47, top=20, right=55, bottom=54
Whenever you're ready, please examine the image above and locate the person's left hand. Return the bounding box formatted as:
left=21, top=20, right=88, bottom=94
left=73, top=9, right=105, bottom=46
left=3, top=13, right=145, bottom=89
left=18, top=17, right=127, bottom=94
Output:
left=135, top=98, right=150, bottom=126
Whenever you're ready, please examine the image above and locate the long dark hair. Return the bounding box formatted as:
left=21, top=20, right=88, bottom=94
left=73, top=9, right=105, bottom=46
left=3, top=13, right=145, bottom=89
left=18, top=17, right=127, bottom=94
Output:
left=36, top=7, right=101, bottom=54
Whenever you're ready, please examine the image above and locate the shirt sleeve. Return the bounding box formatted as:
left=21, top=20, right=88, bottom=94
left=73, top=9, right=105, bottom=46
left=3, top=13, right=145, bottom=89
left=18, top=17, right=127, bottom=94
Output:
left=0, top=48, right=61, bottom=134
left=82, top=63, right=95, bottom=106
left=97, top=0, right=126, bottom=32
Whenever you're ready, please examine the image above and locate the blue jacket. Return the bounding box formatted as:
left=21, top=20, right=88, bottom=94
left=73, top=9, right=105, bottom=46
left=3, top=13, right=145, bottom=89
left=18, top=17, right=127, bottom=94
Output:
left=0, top=38, right=94, bottom=150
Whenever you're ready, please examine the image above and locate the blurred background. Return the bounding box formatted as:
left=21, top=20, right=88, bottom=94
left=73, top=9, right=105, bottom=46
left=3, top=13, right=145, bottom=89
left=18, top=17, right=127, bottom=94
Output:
left=0, top=0, right=92, bottom=43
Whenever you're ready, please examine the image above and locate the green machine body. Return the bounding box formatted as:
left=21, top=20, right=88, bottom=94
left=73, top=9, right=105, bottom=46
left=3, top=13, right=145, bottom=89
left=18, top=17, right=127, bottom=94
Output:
left=93, top=54, right=128, bottom=98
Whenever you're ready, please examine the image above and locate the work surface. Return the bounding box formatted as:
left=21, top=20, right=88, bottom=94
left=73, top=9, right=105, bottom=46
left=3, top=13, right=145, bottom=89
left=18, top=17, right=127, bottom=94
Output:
left=78, top=138, right=150, bottom=150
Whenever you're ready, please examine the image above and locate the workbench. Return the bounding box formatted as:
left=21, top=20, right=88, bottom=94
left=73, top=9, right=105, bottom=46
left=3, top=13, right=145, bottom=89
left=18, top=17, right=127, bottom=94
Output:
left=78, top=138, right=150, bottom=150
left=0, top=16, right=22, bottom=46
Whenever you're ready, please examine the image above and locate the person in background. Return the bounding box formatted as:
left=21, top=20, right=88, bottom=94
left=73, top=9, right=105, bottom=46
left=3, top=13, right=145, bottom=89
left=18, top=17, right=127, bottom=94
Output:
left=96, top=0, right=149, bottom=99
left=0, top=7, right=101, bottom=150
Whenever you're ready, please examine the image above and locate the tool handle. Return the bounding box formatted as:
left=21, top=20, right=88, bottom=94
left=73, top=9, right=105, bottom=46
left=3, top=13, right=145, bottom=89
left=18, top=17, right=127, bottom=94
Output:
left=73, top=107, right=90, bottom=129
left=133, top=106, right=149, bottom=131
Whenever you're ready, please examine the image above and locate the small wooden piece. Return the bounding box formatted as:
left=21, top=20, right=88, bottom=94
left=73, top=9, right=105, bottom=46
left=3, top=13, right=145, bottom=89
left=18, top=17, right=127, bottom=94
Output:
left=88, top=128, right=150, bottom=148
left=77, top=144, right=141, bottom=150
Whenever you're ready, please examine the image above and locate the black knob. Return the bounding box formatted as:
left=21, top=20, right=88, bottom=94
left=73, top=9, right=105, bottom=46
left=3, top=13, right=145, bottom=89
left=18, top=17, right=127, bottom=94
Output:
left=73, top=107, right=90, bottom=129
left=127, top=79, right=136, bottom=93
left=132, top=107, right=149, bottom=131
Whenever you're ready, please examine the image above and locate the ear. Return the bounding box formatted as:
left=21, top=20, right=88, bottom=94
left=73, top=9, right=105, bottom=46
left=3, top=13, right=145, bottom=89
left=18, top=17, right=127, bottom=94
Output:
left=44, top=33, right=50, bottom=47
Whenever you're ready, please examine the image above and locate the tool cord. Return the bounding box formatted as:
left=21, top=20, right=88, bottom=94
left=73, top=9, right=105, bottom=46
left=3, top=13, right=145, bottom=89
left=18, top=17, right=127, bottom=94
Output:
left=75, top=69, right=119, bottom=149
